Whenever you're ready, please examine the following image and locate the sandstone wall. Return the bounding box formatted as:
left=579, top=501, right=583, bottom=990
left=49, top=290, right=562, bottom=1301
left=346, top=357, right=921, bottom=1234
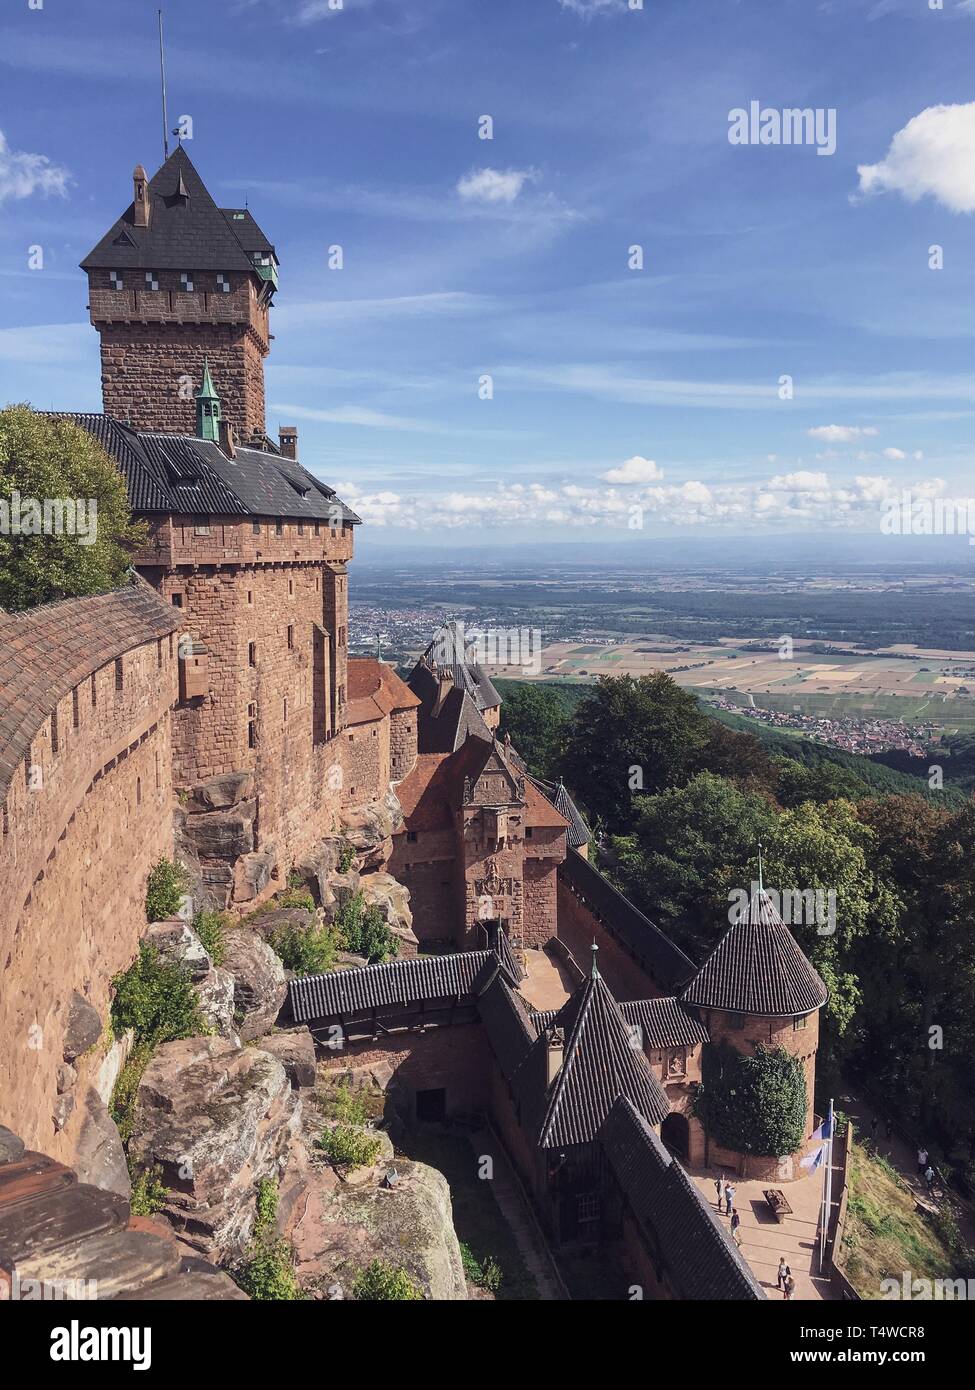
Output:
left=0, top=637, right=177, bottom=1157
left=556, top=877, right=659, bottom=1002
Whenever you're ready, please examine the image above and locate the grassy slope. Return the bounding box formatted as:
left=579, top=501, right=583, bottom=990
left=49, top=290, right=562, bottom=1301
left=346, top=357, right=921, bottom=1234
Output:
left=839, top=1143, right=958, bottom=1299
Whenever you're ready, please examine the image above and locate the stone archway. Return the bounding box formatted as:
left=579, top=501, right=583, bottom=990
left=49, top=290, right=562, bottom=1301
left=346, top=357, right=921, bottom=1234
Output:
left=661, top=1111, right=690, bottom=1161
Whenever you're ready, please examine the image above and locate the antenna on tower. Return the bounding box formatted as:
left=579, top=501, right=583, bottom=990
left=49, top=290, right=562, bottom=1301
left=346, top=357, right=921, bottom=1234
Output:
left=158, top=9, right=170, bottom=162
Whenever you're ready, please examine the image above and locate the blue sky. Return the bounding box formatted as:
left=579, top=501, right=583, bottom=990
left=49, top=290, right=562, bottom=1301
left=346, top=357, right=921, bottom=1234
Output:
left=2, top=0, right=975, bottom=547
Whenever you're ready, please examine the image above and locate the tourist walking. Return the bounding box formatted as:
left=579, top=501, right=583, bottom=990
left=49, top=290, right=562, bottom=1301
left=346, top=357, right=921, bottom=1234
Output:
left=777, top=1258, right=789, bottom=1291
left=917, top=1145, right=928, bottom=1176
left=730, top=1209, right=741, bottom=1246
left=784, top=1272, right=796, bottom=1301
left=924, top=1165, right=936, bottom=1192
left=715, top=1176, right=724, bottom=1210
left=724, top=1182, right=736, bottom=1215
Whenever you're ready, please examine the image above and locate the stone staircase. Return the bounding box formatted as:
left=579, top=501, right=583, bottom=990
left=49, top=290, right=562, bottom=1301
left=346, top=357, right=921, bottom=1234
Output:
left=0, top=1126, right=246, bottom=1301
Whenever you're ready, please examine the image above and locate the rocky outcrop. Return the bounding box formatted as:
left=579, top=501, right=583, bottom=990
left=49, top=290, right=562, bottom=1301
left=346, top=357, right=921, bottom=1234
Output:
left=0, top=1126, right=25, bottom=1164
left=221, top=929, right=287, bottom=1042
left=127, top=1036, right=300, bottom=1257
left=257, top=1028, right=317, bottom=1089
left=196, top=966, right=237, bottom=1040
left=62, top=991, right=102, bottom=1061
left=180, top=800, right=256, bottom=861
left=359, top=872, right=419, bottom=956
left=73, top=1088, right=131, bottom=1199
left=340, top=789, right=403, bottom=871
left=183, top=771, right=255, bottom=814
left=145, top=919, right=212, bottom=981
left=293, top=837, right=343, bottom=906
left=289, top=1153, right=467, bottom=1301
left=233, top=847, right=277, bottom=904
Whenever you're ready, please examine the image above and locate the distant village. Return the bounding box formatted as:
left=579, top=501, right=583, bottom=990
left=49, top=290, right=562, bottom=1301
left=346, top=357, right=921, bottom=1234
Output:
left=706, top=697, right=937, bottom=758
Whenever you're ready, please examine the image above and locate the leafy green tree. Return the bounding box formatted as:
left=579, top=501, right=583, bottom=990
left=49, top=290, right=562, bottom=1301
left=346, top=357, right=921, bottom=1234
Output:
left=611, top=772, right=778, bottom=962
left=0, top=405, right=146, bottom=610
left=562, top=674, right=711, bottom=833
left=696, top=1043, right=807, bottom=1157
left=335, top=892, right=399, bottom=963
left=497, top=684, right=568, bottom=780
left=110, top=943, right=207, bottom=1047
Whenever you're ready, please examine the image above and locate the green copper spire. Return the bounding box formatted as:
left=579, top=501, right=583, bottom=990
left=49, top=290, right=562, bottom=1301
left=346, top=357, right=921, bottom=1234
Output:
left=195, top=358, right=221, bottom=441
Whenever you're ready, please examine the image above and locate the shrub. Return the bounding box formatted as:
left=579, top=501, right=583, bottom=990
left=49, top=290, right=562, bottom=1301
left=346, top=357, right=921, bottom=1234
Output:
left=315, top=1123, right=382, bottom=1171
left=324, top=1083, right=368, bottom=1126
left=695, top=1043, right=807, bottom=1157
left=110, top=943, right=207, bottom=1048
left=351, top=1258, right=423, bottom=1301
left=129, top=1166, right=168, bottom=1217
left=192, top=909, right=231, bottom=966
left=460, top=1243, right=503, bottom=1293
left=334, top=892, right=399, bottom=964
left=236, top=1238, right=303, bottom=1301
left=254, top=1177, right=279, bottom=1240
left=269, top=921, right=337, bottom=976
left=110, top=1041, right=155, bottom=1144
left=277, top=887, right=316, bottom=912
left=337, top=840, right=356, bottom=874
left=145, top=858, right=190, bottom=922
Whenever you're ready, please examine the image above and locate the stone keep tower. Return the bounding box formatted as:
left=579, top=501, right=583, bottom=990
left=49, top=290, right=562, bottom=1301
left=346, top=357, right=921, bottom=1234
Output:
left=680, top=885, right=828, bottom=1181
left=81, top=148, right=278, bottom=439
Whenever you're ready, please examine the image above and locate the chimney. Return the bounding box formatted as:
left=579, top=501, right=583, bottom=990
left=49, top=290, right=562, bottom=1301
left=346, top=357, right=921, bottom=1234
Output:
left=433, top=663, right=453, bottom=718
left=279, top=426, right=298, bottom=460
left=546, top=1026, right=565, bottom=1086
left=218, top=418, right=237, bottom=458
left=133, top=165, right=150, bottom=228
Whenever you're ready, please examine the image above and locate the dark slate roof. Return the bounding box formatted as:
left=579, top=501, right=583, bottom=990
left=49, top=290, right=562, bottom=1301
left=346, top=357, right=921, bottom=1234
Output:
left=50, top=415, right=359, bottom=524
left=495, top=929, right=524, bottom=986
left=681, top=888, right=828, bottom=1018
left=80, top=148, right=272, bottom=275
left=600, top=1097, right=763, bottom=1301
left=548, top=780, right=591, bottom=849
left=559, top=848, right=697, bottom=993
left=621, top=997, right=709, bottom=1049
left=0, top=579, right=179, bottom=806
left=538, top=964, right=669, bottom=1149
left=416, top=621, right=501, bottom=714
left=221, top=208, right=276, bottom=258
left=408, top=663, right=494, bottom=754
left=478, top=974, right=536, bottom=1082
left=288, top=950, right=498, bottom=1023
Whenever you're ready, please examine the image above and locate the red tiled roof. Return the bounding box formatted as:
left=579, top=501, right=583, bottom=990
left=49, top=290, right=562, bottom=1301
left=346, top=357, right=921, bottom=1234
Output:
left=0, top=579, right=179, bottom=806
left=346, top=658, right=421, bottom=727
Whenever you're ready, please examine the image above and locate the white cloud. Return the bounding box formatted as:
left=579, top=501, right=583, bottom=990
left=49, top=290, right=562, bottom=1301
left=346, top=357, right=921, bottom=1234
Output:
left=558, top=0, right=627, bottom=15
left=768, top=471, right=830, bottom=491
left=882, top=447, right=907, bottom=460
left=601, top=455, right=663, bottom=484
left=857, top=103, right=975, bottom=213
left=270, top=402, right=448, bottom=433
left=0, top=130, right=69, bottom=205
left=456, top=168, right=534, bottom=205
left=807, top=424, right=878, bottom=443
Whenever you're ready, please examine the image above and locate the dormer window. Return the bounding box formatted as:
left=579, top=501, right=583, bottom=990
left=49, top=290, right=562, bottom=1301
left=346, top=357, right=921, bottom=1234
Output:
left=180, top=272, right=195, bottom=292
left=216, top=273, right=231, bottom=293
left=110, top=270, right=124, bottom=290
left=145, top=271, right=159, bottom=290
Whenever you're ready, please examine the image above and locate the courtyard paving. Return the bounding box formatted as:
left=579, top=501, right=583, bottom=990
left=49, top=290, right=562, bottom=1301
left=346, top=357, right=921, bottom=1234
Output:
left=520, top=946, right=574, bottom=1012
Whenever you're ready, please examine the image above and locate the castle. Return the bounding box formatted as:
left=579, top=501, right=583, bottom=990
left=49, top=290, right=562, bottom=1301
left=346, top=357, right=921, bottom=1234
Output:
left=0, top=148, right=828, bottom=1299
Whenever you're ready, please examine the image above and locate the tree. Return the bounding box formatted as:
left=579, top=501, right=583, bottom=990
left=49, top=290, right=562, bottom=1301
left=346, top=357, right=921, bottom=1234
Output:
left=0, top=405, right=145, bottom=610
left=561, top=673, right=711, bottom=833
left=696, top=1043, right=807, bottom=1157
left=610, top=771, right=778, bottom=962
left=497, top=683, right=567, bottom=781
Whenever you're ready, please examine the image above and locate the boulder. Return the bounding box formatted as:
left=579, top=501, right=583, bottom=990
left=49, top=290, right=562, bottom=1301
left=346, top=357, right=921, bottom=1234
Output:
left=293, top=838, right=344, bottom=906
left=95, top=1031, right=134, bottom=1107
left=57, top=1062, right=78, bottom=1096
left=182, top=771, right=255, bottom=813
left=340, top=789, right=403, bottom=870
left=196, top=966, right=238, bottom=1040
left=321, top=870, right=361, bottom=925
left=73, top=1089, right=131, bottom=1199
left=243, top=906, right=317, bottom=945
left=63, top=991, right=102, bottom=1061
left=144, top=919, right=212, bottom=982
left=128, top=1036, right=300, bottom=1257
left=333, top=951, right=370, bottom=972
left=221, top=929, right=287, bottom=1041
left=180, top=800, right=257, bottom=860
left=359, top=872, right=418, bottom=954
left=0, top=1126, right=25, bottom=1164
left=232, top=847, right=277, bottom=904
left=52, top=1093, right=75, bottom=1132
left=291, top=1151, right=467, bottom=1301
left=257, top=1028, right=317, bottom=1089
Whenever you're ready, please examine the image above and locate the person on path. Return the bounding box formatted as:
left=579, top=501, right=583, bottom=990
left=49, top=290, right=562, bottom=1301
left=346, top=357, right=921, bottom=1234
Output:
left=918, top=1146, right=929, bottom=1175
left=784, top=1273, right=796, bottom=1301
left=715, top=1176, right=723, bottom=1210
left=730, top=1209, right=742, bottom=1245
left=777, top=1258, right=789, bottom=1290
left=925, top=1165, right=936, bottom=1191
left=725, top=1182, right=736, bottom=1216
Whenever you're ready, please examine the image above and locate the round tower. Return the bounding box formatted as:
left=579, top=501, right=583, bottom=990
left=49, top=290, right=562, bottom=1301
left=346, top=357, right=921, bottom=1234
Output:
left=680, top=885, right=828, bottom=1182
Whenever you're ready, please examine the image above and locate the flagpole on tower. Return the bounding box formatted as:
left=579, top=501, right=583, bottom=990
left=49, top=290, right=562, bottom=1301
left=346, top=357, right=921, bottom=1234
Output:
left=158, top=9, right=170, bottom=162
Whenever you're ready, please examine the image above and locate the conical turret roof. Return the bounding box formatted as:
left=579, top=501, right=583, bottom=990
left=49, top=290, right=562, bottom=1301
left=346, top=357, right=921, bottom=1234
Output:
left=680, top=888, right=828, bottom=1018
